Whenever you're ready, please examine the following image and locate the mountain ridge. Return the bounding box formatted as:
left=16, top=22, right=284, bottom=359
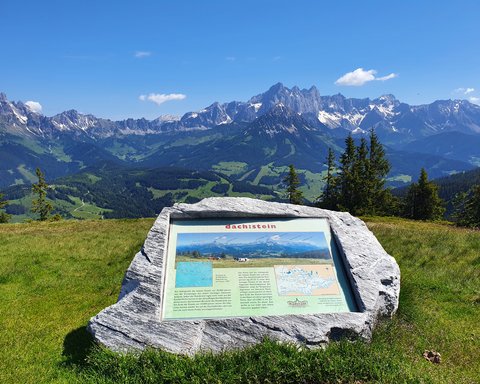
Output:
left=2, top=84, right=480, bottom=141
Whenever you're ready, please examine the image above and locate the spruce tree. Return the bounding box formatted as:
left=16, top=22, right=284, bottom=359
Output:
left=452, top=185, right=480, bottom=227
left=464, top=185, right=480, bottom=227
left=404, top=168, right=445, bottom=220
left=352, top=137, right=369, bottom=213
left=337, top=135, right=357, bottom=213
left=367, top=129, right=391, bottom=214
left=319, top=131, right=393, bottom=215
left=317, top=148, right=337, bottom=209
left=283, top=164, right=303, bottom=205
left=0, top=193, right=11, bottom=223
left=452, top=191, right=469, bottom=226
left=31, top=167, right=54, bottom=221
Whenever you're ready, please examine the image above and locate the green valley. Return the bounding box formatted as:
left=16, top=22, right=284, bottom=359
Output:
left=2, top=165, right=278, bottom=221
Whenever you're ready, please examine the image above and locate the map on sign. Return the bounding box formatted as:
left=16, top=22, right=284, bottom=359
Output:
left=162, top=218, right=357, bottom=321
left=274, top=265, right=339, bottom=296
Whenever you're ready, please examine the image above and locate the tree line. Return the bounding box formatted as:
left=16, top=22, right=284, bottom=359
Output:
left=283, top=130, right=480, bottom=227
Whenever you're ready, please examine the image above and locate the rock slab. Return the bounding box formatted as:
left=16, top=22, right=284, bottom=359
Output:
left=88, top=197, right=400, bottom=354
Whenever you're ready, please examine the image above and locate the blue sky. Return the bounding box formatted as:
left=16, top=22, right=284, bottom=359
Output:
left=1, top=1, right=479, bottom=120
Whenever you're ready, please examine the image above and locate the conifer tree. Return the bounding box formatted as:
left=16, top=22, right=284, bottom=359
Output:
left=352, top=137, right=369, bottom=213
left=464, top=185, right=480, bottom=227
left=452, top=191, right=469, bottom=226
left=452, top=185, right=480, bottom=227
left=404, top=168, right=445, bottom=220
left=31, top=167, right=53, bottom=221
left=283, top=164, right=303, bottom=205
left=367, top=129, right=391, bottom=214
left=318, top=131, right=393, bottom=215
left=0, top=193, right=11, bottom=223
left=337, top=135, right=357, bottom=212
left=317, top=148, right=337, bottom=209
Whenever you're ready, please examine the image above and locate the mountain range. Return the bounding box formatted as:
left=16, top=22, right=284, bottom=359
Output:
left=1, top=83, right=479, bottom=211
left=176, top=235, right=331, bottom=260
left=3, top=83, right=480, bottom=140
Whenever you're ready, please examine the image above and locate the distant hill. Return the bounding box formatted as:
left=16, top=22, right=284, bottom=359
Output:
left=435, top=167, right=480, bottom=202
left=0, top=133, right=126, bottom=188
left=393, top=166, right=480, bottom=215
left=399, top=131, right=480, bottom=166
left=2, top=164, right=277, bottom=221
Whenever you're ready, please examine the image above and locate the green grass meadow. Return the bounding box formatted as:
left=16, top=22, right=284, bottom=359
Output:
left=0, top=217, right=478, bottom=383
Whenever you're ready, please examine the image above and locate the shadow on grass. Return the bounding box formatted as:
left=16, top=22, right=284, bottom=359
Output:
left=397, top=279, right=421, bottom=323
left=62, top=326, right=95, bottom=367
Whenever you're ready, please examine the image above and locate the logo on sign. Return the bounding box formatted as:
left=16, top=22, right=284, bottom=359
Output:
left=287, top=298, right=308, bottom=308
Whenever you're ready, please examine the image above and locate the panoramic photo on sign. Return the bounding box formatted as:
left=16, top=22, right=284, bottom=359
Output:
left=162, top=218, right=357, bottom=320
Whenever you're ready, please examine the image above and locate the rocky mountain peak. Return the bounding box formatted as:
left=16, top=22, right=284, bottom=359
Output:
left=373, top=94, right=400, bottom=110
left=269, top=82, right=286, bottom=93
left=267, top=102, right=291, bottom=116
left=377, top=94, right=397, bottom=103
left=249, top=83, right=324, bottom=115
left=246, top=102, right=315, bottom=137
left=154, top=114, right=180, bottom=123
left=307, top=85, right=321, bottom=97
left=2, top=84, right=480, bottom=139
left=60, top=109, right=82, bottom=118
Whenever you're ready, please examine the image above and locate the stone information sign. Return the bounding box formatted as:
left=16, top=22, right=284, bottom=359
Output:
left=162, top=218, right=357, bottom=320
left=88, top=197, right=400, bottom=355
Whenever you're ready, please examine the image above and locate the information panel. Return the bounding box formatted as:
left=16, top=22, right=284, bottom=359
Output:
left=162, top=218, right=357, bottom=320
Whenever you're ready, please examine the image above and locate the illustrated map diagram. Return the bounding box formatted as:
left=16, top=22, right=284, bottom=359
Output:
left=274, top=265, right=340, bottom=296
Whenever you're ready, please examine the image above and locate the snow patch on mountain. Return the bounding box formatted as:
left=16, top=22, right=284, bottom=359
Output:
left=251, top=103, right=262, bottom=112
left=11, top=106, right=28, bottom=125
left=351, top=127, right=366, bottom=134
left=345, top=112, right=365, bottom=127
left=317, top=110, right=342, bottom=127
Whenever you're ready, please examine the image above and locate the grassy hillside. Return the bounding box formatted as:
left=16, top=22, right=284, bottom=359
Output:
left=0, top=217, right=478, bottom=383
left=2, top=166, right=277, bottom=222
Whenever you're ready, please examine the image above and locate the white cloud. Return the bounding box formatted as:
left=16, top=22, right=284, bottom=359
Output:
left=25, top=101, right=42, bottom=113
left=376, top=73, right=397, bottom=81
left=225, top=56, right=236, bottom=61
left=454, top=88, right=479, bottom=103
left=335, top=68, right=398, bottom=86
left=134, top=51, right=152, bottom=58
left=214, top=236, right=227, bottom=243
left=455, top=87, right=475, bottom=95
left=270, top=235, right=281, bottom=241
left=139, top=93, right=186, bottom=106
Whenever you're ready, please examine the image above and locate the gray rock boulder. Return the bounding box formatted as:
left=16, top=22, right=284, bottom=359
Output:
left=88, top=197, right=400, bottom=355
